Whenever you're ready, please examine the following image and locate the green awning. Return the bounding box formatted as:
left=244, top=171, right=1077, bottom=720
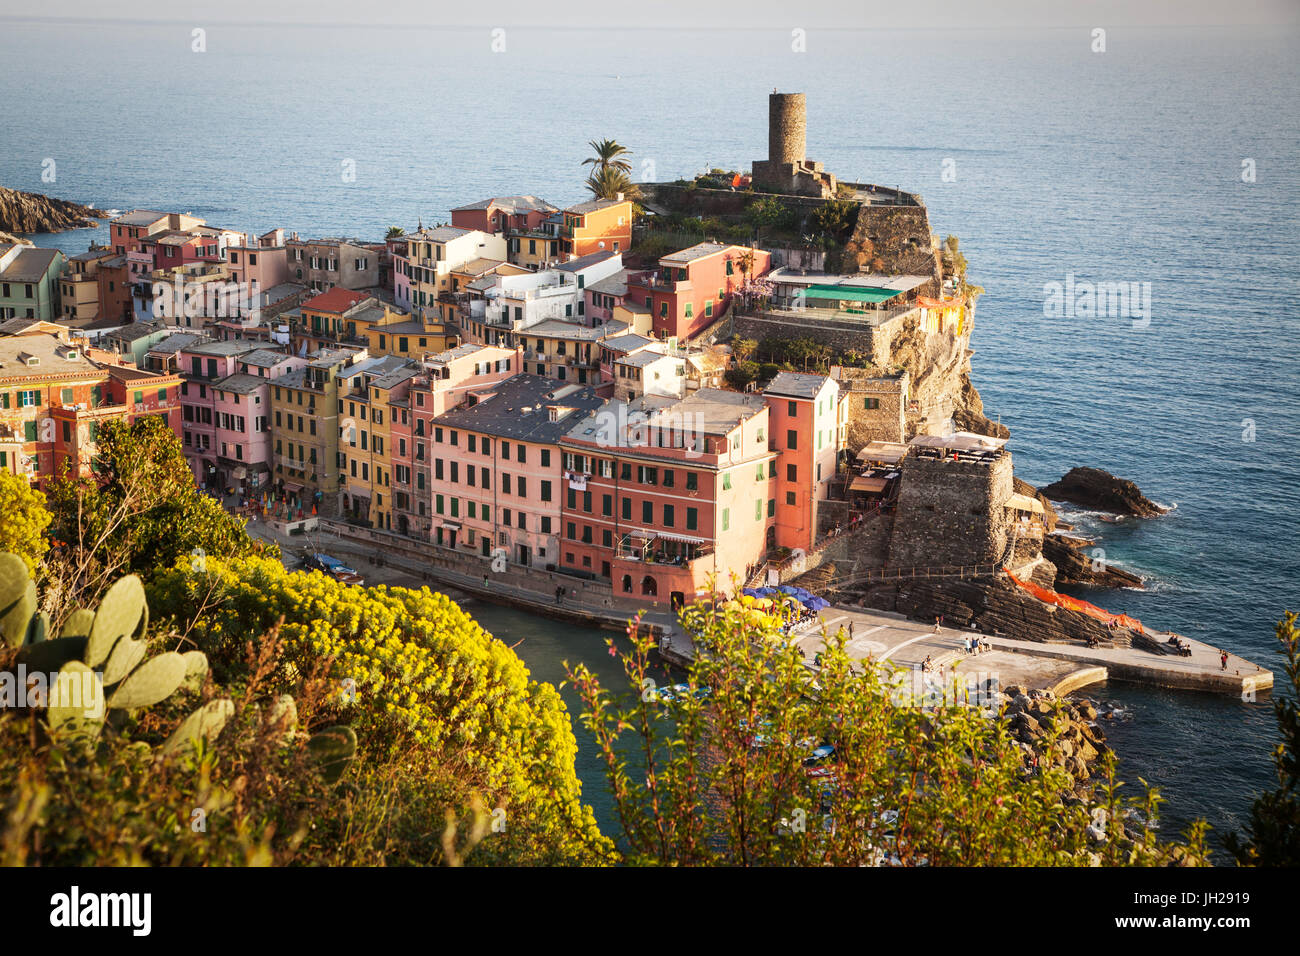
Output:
left=804, top=284, right=899, bottom=305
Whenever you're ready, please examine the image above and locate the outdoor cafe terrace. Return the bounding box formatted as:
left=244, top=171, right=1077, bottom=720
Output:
left=616, top=529, right=713, bottom=566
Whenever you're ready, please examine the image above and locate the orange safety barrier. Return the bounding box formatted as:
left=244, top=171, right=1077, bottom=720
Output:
left=1002, top=568, right=1144, bottom=634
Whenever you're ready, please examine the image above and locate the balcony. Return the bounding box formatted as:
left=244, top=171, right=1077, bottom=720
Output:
left=616, top=531, right=713, bottom=566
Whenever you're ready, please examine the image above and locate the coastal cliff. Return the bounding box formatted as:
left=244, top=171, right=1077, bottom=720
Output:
left=0, top=187, right=106, bottom=234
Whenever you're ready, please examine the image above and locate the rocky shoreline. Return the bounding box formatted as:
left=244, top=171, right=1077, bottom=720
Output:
left=0, top=186, right=106, bottom=234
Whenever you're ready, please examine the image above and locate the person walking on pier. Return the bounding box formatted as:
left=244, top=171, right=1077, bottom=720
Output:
left=555, top=585, right=564, bottom=605
left=1220, top=649, right=1229, bottom=670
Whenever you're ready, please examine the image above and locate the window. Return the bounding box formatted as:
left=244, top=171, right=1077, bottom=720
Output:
left=787, top=464, right=797, bottom=482
left=540, top=480, right=552, bottom=502
left=755, top=499, right=763, bottom=521
left=663, top=504, right=674, bottom=527
left=787, top=430, right=798, bottom=450
left=662, top=469, right=674, bottom=488
left=642, top=501, right=652, bottom=523
left=788, top=401, right=798, bottom=416
left=621, top=497, right=631, bottom=520
left=541, top=449, right=550, bottom=467
left=787, top=491, right=797, bottom=506
left=602, top=494, right=612, bottom=516
left=722, top=508, right=730, bottom=532
left=686, top=507, right=698, bottom=531
left=686, top=472, right=697, bottom=491
left=768, top=498, right=775, bottom=517
left=722, top=473, right=732, bottom=491
left=864, top=397, right=880, bottom=410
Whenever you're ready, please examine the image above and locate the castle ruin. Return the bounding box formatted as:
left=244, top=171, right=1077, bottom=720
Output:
left=751, top=92, right=840, bottom=199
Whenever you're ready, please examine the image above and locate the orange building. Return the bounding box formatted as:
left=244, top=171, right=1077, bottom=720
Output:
left=560, top=198, right=633, bottom=258
left=0, top=330, right=180, bottom=487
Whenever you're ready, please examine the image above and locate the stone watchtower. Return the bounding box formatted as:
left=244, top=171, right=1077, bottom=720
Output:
left=768, top=93, right=807, bottom=166
left=752, top=91, right=838, bottom=198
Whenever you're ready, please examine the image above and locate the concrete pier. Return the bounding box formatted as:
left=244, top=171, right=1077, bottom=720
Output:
left=786, top=605, right=1273, bottom=698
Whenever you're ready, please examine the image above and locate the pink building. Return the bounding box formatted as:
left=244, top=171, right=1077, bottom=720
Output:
left=390, top=344, right=526, bottom=539
left=224, top=229, right=290, bottom=298
left=424, top=375, right=604, bottom=568
left=178, top=339, right=263, bottom=490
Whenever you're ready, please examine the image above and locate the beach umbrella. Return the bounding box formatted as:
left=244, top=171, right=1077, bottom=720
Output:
left=776, top=585, right=800, bottom=596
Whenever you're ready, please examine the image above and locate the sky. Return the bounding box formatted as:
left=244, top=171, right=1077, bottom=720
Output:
left=2, top=0, right=1297, bottom=30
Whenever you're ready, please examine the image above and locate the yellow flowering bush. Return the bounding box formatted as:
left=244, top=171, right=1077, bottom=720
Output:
left=149, top=556, right=613, bottom=864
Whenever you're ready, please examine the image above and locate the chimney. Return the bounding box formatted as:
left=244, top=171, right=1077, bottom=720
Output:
left=616, top=192, right=624, bottom=202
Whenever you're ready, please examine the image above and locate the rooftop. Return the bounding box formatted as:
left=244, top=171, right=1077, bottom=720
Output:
left=524, top=319, right=628, bottom=341
left=212, top=373, right=269, bottom=395
left=434, top=374, right=605, bottom=442
left=403, top=226, right=473, bottom=244
left=555, top=250, right=617, bottom=273
left=302, top=288, right=372, bottom=314
left=0, top=247, right=62, bottom=282
left=146, top=332, right=207, bottom=354
left=184, top=339, right=263, bottom=358
left=565, top=197, right=627, bottom=216
left=661, top=241, right=733, bottom=265
left=110, top=210, right=170, bottom=227
left=765, top=370, right=833, bottom=400
left=238, top=348, right=293, bottom=368
left=601, top=331, right=656, bottom=355
left=0, top=334, right=97, bottom=380
left=451, top=195, right=557, bottom=215
left=587, top=269, right=629, bottom=297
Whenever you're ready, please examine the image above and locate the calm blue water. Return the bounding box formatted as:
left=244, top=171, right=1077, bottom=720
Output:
left=4, top=19, right=1298, bottom=848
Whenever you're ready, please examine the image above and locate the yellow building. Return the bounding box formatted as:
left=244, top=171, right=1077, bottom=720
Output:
left=337, top=355, right=418, bottom=529
left=269, top=347, right=365, bottom=514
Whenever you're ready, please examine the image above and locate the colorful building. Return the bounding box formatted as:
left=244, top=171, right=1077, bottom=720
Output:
left=559, top=198, right=633, bottom=258
left=389, top=344, right=524, bottom=539
left=0, top=330, right=179, bottom=488
left=269, top=347, right=367, bottom=515
left=427, top=375, right=604, bottom=566
left=763, top=371, right=845, bottom=553
left=57, top=248, right=131, bottom=326
left=0, top=245, right=66, bottom=321
left=390, top=227, right=507, bottom=317
left=627, top=242, right=770, bottom=341
left=337, top=355, right=418, bottom=528
left=558, top=388, right=777, bottom=603
left=449, top=196, right=561, bottom=270
left=285, top=236, right=381, bottom=292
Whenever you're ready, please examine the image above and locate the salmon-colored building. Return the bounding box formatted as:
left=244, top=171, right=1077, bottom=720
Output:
left=0, top=329, right=180, bottom=488
left=626, top=242, right=771, bottom=341
left=558, top=388, right=776, bottom=605
left=763, top=371, right=845, bottom=554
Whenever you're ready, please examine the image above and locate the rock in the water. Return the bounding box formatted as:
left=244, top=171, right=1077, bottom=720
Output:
left=0, top=186, right=106, bottom=234
left=1040, top=467, right=1168, bottom=518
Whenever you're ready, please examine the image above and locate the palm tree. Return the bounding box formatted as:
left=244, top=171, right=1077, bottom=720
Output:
left=582, top=139, right=632, bottom=174
left=585, top=166, right=639, bottom=202
left=385, top=226, right=405, bottom=239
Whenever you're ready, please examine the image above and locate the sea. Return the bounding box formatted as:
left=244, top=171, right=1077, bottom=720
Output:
left=3, top=18, right=1298, bottom=850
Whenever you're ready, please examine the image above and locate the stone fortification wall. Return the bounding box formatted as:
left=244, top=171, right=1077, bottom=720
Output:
left=888, top=452, right=1014, bottom=569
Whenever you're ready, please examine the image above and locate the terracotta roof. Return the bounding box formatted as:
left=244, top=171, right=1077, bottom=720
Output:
left=302, top=288, right=371, bottom=314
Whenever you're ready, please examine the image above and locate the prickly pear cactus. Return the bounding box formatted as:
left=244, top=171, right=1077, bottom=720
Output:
left=85, top=574, right=147, bottom=667
left=0, top=553, right=37, bottom=649
left=161, top=698, right=235, bottom=756
left=107, top=652, right=188, bottom=710
left=307, top=726, right=357, bottom=785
